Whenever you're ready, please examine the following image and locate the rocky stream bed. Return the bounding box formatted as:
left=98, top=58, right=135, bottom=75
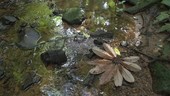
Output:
left=0, top=0, right=170, bottom=96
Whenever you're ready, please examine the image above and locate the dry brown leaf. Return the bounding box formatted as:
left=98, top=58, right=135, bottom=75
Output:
left=87, top=59, right=115, bottom=85
left=123, top=56, right=139, bottom=63
left=99, top=64, right=115, bottom=85
left=114, top=65, right=123, bottom=86
left=92, top=47, right=113, bottom=60
left=89, top=63, right=108, bottom=74
left=122, top=61, right=141, bottom=72
left=103, top=43, right=117, bottom=57
left=121, top=66, right=134, bottom=82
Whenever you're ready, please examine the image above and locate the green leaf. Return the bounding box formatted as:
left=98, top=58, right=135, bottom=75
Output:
left=161, top=43, right=170, bottom=60
left=158, top=23, right=170, bottom=32
left=154, top=11, right=170, bottom=23
left=108, top=0, right=115, bottom=9
left=162, top=0, right=170, bottom=7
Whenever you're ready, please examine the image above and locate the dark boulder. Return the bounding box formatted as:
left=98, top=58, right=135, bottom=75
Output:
left=41, top=50, right=67, bottom=67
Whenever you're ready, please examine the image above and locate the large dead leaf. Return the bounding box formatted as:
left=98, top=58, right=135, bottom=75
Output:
left=99, top=64, right=115, bottom=85
left=114, top=65, right=123, bottom=86
left=121, top=66, right=135, bottom=82
left=122, top=61, right=141, bottom=72
left=92, top=47, right=113, bottom=60
left=87, top=59, right=116, bottom=85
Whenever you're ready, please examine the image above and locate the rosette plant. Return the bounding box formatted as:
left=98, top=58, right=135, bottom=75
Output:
left=87, top=43, right=141, bottom=86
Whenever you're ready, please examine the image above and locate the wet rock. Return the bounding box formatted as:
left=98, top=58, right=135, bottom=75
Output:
left=17, top=27, right=41, bottom=49
left=41, top=50, right=67, bottom=67
left=2, top=15, right=17, bottom=25
left=21, top=72, right=41, bottom=90
left=61, top=82, right=79, bottom=96
left=93, top=39, right=104, bottom=45
left=0, top=0, right=16, bottom=8
left=41, top=85, right=62, bottom=96
left=81, top=87, right=99, bottom=96
left=90, top=30, right=114, bottom=39
left=0, top=15, right=17, bottom=31
left=62, top=8, right=85, bottom=25
left=149, top=62, right=170, bottom=95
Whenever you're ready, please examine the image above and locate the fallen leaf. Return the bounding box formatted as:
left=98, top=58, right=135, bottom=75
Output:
left=123, top=56, right=139, bottom=62
left=99, top=64, right=115, bottom=85
left=114, top=65, right=123, bottom=86
left=103, top=43, right=117, bottom=57
left=122, top=61, right=141, bottom=72
left=92, top=47, right=113, bottom=59
left=121, top=66, right=134, bottom=82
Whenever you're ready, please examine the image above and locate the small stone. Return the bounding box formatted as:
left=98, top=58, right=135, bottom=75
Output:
left=21, top=72, right=41, bottom=90
left=121, top=41, right=128, bottom=47
left=17, top=27, right=41, bottom=49
left=41, top=50, right=67, bottom=67
left=1, top=15, right=17, bottom=25
left=62, top=7, right=85, bottom=25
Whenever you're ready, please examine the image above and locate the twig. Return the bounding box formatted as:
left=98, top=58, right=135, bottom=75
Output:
left=128, top=47, right=170, bottom=63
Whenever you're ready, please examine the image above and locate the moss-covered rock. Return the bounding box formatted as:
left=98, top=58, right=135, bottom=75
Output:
left=149, top=62, right=170, bottom=95
left=62, top=7, right=85, bottom=25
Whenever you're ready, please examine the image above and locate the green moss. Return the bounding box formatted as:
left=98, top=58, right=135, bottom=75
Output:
left=15, top=2, right=54, bottom=31
left=161, top=43, right=170, bottom=60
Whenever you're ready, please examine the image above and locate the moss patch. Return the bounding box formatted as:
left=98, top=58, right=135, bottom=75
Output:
left=149, top=62, right=170, bottom=95
left=14, top=2, right=54, bottom=31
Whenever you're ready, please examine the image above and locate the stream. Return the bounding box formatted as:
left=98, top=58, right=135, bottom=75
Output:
left=0, top=0, right=140, bottom=96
